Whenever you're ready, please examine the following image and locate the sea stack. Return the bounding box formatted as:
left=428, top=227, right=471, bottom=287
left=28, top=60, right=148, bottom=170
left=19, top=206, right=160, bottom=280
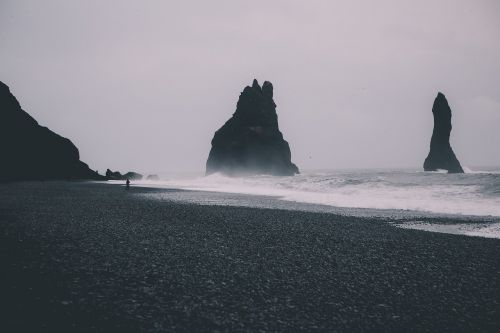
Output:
left=105, top=169, right=143, bottom=180
left=0, top=81, right=102, bottom=181
left=423, top=92, right=464, bottom=173
left=206, top=79, right=299, bottom=176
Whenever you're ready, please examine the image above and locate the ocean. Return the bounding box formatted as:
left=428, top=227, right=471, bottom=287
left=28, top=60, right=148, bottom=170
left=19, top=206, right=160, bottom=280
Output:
left=125, top=168, right=500, bottom=238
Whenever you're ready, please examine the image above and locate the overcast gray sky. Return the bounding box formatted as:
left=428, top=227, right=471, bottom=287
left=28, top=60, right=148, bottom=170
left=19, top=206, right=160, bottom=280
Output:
left=1, top=0, right=499, bottom=174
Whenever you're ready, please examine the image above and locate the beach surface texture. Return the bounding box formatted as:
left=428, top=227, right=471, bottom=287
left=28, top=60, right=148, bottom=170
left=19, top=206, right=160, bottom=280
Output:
left=1, top=182, right=499, bottom=332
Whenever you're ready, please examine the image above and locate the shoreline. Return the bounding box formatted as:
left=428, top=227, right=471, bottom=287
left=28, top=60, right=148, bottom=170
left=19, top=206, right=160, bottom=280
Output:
left=1, top=181, right=499, bottom=331
left=127, top=180, right=500, bottom=239
left=117, top=170, right=500, bottom=222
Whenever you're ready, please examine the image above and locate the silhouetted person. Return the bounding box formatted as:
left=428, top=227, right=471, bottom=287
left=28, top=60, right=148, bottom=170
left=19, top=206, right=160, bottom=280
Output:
left=126, top=178, right=130, bottom=190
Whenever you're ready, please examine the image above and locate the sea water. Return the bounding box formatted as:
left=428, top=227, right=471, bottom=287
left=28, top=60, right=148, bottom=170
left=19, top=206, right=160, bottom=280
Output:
left=129, top=168, right=500, bottom=238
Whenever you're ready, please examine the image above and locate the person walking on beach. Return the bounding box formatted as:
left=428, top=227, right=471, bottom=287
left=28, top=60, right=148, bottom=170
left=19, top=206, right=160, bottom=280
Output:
left=126, top=178, right=130, bottom=190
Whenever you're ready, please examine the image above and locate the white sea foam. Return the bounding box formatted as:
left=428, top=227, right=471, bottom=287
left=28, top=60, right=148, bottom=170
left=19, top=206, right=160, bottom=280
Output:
left=395, top=221, right=500, bottom=239
left=131, top=169, right=500, bottom=218
left=462, top=166, right=500, bottom=174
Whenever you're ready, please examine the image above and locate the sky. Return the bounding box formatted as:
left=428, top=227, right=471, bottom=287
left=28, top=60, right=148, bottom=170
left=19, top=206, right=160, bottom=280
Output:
left=1, top=0, right=499, bottom=174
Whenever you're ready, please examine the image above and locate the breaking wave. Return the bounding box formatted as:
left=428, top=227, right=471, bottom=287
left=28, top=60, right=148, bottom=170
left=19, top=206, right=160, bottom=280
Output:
left=133, top=168, right=500, bottom=218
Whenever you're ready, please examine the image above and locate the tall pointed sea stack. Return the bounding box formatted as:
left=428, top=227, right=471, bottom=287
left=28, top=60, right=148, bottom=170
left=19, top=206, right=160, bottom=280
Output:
left=206, top=79, right=299, bottom=176
left=423, top=92, right=464, bottom=173
left=0, top=81, right=102, bottom=181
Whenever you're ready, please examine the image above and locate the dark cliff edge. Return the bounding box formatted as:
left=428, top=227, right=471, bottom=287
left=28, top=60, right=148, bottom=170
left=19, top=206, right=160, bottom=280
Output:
left=206, top=79, right=299, bottom=176
left=0, top=81, right=103, bottom=181
left=423, top=92, right=464, bottom=173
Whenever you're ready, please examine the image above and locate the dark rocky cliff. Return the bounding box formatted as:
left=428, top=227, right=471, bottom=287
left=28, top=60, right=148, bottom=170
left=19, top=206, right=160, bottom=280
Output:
left=206, top=79, right=299, bottom=176
left=0, top=81, right=102, bottom=181
left=424, top=92, right=464, bottom=173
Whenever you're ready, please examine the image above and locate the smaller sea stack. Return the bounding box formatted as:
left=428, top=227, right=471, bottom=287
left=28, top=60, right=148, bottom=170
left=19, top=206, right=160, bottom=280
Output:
left=206, top=79, right=299, bottom=176
left=423, top=92, right=464, bottom=173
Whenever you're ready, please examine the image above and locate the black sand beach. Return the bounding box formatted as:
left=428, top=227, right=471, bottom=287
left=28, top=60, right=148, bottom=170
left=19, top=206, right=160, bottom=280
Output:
left=1, top=182, right=499, bottom=332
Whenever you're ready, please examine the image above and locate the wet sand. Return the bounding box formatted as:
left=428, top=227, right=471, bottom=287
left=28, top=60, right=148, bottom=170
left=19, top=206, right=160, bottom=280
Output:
left=1, top=181, right=499, bottom=332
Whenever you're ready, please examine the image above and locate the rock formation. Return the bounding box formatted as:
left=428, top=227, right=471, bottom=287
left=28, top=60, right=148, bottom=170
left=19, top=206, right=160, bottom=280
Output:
left=206, top=79, right=299, bottom=176
left=146, top=174, right=159, bottom=181
left=123, top=172, right=142, bottom=180
left=424, top=92, right=464, bottom=173
left=105, top=169, right=123, bottom=180
left=0, top=81, right=103, bottom=181
left=105, top=169, right=143, bottom=180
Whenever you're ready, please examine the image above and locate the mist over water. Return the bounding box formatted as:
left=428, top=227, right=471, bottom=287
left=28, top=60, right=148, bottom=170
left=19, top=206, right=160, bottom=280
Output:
left=132, top=168, right=500, bottom=219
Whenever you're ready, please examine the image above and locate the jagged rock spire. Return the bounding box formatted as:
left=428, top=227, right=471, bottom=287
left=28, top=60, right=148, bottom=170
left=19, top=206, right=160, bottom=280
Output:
left=206, top=79, right=299, bottom=176
left=423, top=92, right=464, bottom=173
